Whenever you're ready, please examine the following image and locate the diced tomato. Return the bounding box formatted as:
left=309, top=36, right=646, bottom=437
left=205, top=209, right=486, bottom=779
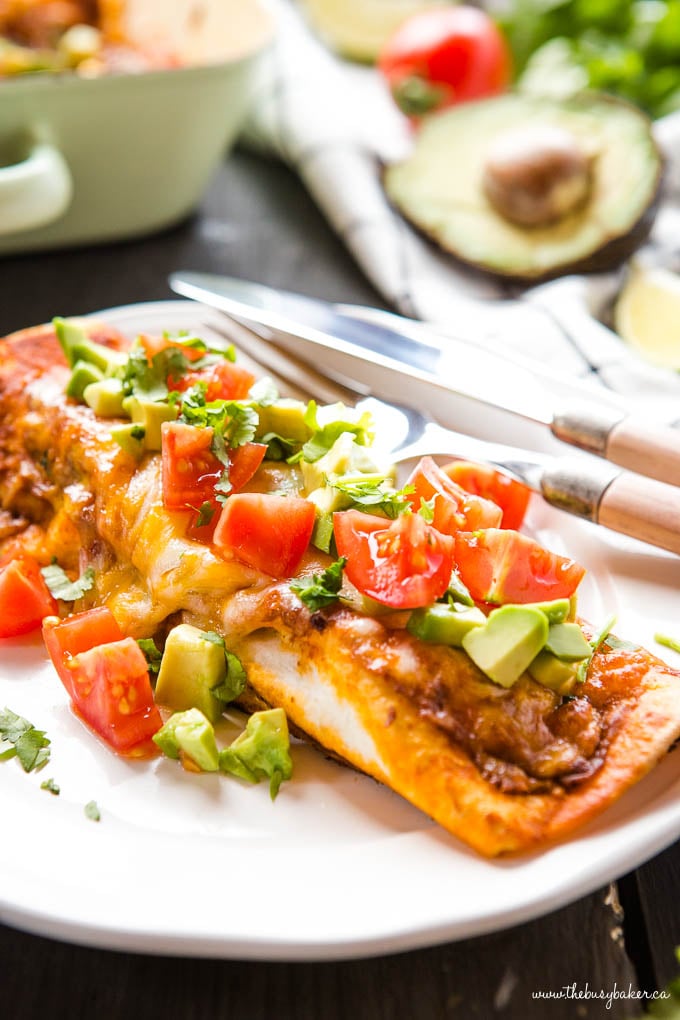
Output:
left=182, top=441, right=268, bottom=543
left=161, top=421, right=223, bottom=510
left=140, top=333, right=255, bottom=400
left=442, top=460, right=531, bottom=531
left=213, top=493, right=315, bottom=577
left=43, top=610, right=161, bottom=754
left=43, top=607, right=124, bottom=697
left=406, top=456, right=502, bottom=536
left=67, top=639, right=161, bottom=754
left=0, top=556, right=58, bottom=638
left=162, top=423, right=268, bottom=516
left=139, top=333, right=205, bottom=364
left=334, top=509, right=454, bottom=609
left=170, top=360, right=256, bottom=402
left=228, top=442, right=268, bottom=491
left=454, top=529, right=586, bottom=605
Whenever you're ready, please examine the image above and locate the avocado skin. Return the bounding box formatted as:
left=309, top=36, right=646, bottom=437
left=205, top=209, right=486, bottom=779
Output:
left=383, top=92, right=664, bottom=283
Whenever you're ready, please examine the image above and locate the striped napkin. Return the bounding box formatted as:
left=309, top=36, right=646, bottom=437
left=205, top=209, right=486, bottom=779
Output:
left=242, top=0, right=680, bottom=421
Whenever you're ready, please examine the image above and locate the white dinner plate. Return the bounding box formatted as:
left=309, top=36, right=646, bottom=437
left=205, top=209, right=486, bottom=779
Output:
left=0, top=300, right=679, bottom=961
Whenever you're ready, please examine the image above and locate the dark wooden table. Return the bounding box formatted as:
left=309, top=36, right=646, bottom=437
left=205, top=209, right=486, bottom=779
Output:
left=1, top=150, right=678, bottom=1020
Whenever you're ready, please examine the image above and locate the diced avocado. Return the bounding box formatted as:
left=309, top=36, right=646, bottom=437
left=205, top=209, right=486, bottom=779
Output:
left=122, top=396, right=177, bottom=451
left=54, top=317, right=126, bottom=374
left=407, top=603, right=486, bottom=646
left=153, top=708, right=219, bottom=772
left=544, top=622, right=592, bottom=662
left=54, top=317, right=89, bottom=367
left=110, top=422, right=146, bottom=458
left=522, top=598, right=571, bottom=624
left=83, top=377, right=126, bottom=417
left=311, top=512, right=336, bottom=555
left=154, top=623, right=227, bottom=724
left=254, top=399, right=312, bottom=444
left=65, top=359, right=104, bottom=401
left=528, top=650, right=579, bottom=696
left=219, top=708, right=293, bottom=799
left=462, top=605, right=549, bottom=688
left=301, top=432, right=379, bottom=494
left=308, top=470, right=395, bottom=517
left=307, top=485, right=351, bottom=516
left=70, top=340, right=125, bottom=375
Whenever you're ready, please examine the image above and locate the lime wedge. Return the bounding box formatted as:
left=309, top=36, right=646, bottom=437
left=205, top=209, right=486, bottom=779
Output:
left=614, top=265, right=680, bottom=370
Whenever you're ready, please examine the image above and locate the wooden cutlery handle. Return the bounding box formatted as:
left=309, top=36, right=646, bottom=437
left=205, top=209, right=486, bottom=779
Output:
left=596, top=472, right=680, bottom=555
left=604, top=417, right=680, bottom=487
left=541, top=459, right=680, bottom=555
left=552, top=408, right=680, bottom=487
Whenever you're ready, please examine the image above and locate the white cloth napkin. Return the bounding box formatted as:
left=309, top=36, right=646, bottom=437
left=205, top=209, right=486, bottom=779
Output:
left=243, top=0, right=680, bottom=421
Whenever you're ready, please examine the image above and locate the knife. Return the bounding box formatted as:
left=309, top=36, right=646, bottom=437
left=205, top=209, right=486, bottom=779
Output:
left=196, top=311, right=680, bottom=557
left=169, top=271, right=680, bottom=487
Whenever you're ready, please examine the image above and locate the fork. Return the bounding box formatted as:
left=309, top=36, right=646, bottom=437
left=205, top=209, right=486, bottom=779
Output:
left=201, top=313, right=680, bottom=557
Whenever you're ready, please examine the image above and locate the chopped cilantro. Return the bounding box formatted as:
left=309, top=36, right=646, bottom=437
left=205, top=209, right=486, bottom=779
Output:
left=331, top=478, right=413, bottom=519
left=261, top=432, right=300, bottom=462
left=41, top=777, right=60, bottom=796
left=130, top=425, right=146, bottom=441
left=201, top=633, right=248, bottom=704
left=84, top=800, right=101, bottom=822
left=291, top=557, right=346, bottom=610
left=190, top=501, right=216, bottom=528
left=121, top=347, right=168, bottom=403
left=0, top=708, right=50, bottom=773
left=41, top=563, right=95, bottom=602
left=418, top=495, right=436, bottom=523
left=292, top=401, right=373, bottom=463
left=137, top=638, right=163, bottom=674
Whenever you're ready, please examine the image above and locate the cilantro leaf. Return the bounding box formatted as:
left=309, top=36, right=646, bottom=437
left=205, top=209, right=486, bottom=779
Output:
left=41, top=563, right=95, bottom=602
left=137, top=638, right=163, bottom=675
left=214, top=655, right=248, bottom=705
left=331, top=478, right=413, bottom=520
left=290, top=557, right=346, bottom=610
left=418, top=495, right=436, bottom=523
left=0, top=708, right=50, bottom=773
left=41, top=777, right=60, bottom=795
left=200, top=632, right=248, bottom=704
left=84, top=800, right=101, bottom=821
left=261, top=432, right=300, bottom=462
left=190, top=501, right=216, bottom=528
left=121, top=347, right=169, bottom=403
left=292, top=403, right=374, bottom=464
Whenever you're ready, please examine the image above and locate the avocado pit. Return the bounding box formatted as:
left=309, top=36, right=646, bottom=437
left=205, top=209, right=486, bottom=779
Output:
left=482, top=124, right=594, bottom=228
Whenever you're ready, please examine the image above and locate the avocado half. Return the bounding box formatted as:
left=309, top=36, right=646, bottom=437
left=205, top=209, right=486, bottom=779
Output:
left=383, top=93, right=664, bottom=282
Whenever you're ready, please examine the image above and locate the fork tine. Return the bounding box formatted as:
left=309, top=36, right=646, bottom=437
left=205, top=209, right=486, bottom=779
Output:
left=201, top=314, right=361, bottom=407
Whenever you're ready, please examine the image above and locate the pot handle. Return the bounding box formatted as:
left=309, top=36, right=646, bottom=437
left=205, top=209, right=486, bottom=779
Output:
left=0, top=140, right=72, bottom=235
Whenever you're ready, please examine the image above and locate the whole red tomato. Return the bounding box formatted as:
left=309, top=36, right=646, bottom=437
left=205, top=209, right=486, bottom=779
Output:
left=378, top=6, right=512, bottom=119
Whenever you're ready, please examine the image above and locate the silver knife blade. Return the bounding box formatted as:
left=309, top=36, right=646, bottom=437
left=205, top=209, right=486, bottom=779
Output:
left=169, top=271, right=680, bottom=487
left=170, top=271, right=557, bottom=427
